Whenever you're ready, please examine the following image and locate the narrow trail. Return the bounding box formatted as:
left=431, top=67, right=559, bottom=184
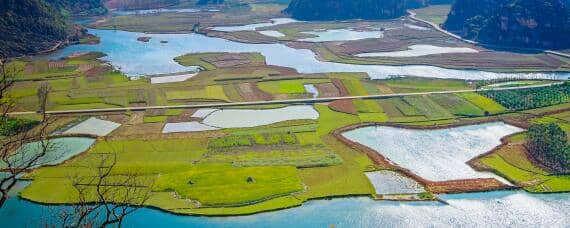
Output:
left=8, top=82, right=564, bottom=116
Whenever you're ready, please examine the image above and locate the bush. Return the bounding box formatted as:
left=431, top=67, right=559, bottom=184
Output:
left=0, top=118, right=39, bottom=136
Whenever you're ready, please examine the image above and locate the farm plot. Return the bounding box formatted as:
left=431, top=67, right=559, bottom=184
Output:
left=164, top=85, right=230, bottom=102
left=153, top=164, right=303, bottom=207
left=202, top=106, right=319, bottom=128
left=257, top=79, right=330, bottom=97
left=402, top=96, right=451, bottom=119
left=430, top=94, right=485, bottom=116
left=458, top=93, right=507, bottom=114
left=63, top=117, right=121, bottom=136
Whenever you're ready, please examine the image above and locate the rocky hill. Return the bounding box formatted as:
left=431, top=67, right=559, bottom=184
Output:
left=444, top=0, right=570, bottom=49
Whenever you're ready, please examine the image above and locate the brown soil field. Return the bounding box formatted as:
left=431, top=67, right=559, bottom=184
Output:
left=238, top=82, right=272, bottom=101
left=331, top=79, right=349, bottom=96
left=329, top=99, right=357, bottom=115
left=315, top=83, right=340, bottom=97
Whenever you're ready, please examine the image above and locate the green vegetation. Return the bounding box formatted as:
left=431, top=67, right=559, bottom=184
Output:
left=154, top=165, right=303, bottom=206
left=378, top=77, right=472, bottom=93
left=1, top=0, right=68, bottom=57
left=208, top=133, right=297, bottom=149
left=0, top=118, right=39, bottom=136
left=480, top=84, right=570, bottom=111
left=445, top=0, right=570, bottom=49
left=527, top=124, right=570, bottom=174
left=430, top=94, right=485, bottom=116
left=478, top=134, right=570, bottom=192
left=458, top=92, right=507, bottom=114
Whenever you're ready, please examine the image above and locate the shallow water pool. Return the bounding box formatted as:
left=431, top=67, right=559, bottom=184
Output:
left=342, top=122, right=523, bottom=181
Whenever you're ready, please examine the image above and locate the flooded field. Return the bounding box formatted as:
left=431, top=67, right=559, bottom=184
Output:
left=63, top=117, right=121, bottom=136
left=365, top=171, right=425, bottom=195
left=0, top=137, right=95, bottom=168
left=298, top=29, right=383, bottom=42
left=343, top=123, right=523, bottom=181
left=201, top=105, right=319, bottom=128
left=356, top=44, right=478, bottom=57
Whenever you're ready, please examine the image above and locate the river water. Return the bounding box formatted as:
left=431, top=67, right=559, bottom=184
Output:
left=47, top=29, right=570, bottom=80
left=1, top=191, right=568, bottom=227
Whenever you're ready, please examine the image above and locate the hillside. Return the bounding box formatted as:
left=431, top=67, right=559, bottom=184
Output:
left=285, top=0, right=429, bottom=21
left=0, top=0, right=69, bottom=57
left=46, top=0, right=107, bottom=16
left=444, top=0, right=570, bottom=49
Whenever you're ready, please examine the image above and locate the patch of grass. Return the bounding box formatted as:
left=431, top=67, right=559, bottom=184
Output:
left=172, top=196, right=303, bottom=216
left=477, top=134, right=570, bottom=192
left=153, top=164, right=303, bottom=206
left=430, top=94, right=485, bottom=116
left=296, top=135, right=375, bottom=200
left=316, top=104, right=360, bottom=136
left=203, top=147, right=343, bottom=168
left=164, top=85, right=230, bottom=101
left=402, top=96, right=453, bottom=120
left=174, top=53, right=218, bottom=70
left=342, top=79, right=368, bottom=96
left=359, top=113, right=389, bottom=123
left=388, top=98, right=423, bottom=116
left=458, top=92, right=507, bottom=114
left=258, top=79, right=329, bottom=95
left=354, top=99, right=384, bottom=113
left=378, top=77, right=471, bottom=93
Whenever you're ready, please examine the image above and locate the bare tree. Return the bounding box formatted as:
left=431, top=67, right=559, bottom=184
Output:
left=0, top=56, right=57, bottom=207
left=58, top=152, right=153, bottom=227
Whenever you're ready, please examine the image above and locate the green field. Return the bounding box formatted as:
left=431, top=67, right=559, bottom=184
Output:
left=154, top=165, right=303, bottom=206
left=458, top=92, right=507, bottom=114
left=477, top=134, right=570, bottom=192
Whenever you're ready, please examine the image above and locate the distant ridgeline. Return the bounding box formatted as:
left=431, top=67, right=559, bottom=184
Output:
left=285, top=0, right=452, bottom=21
left=104, top=0, right=180, bottom=10
left=0, top=0, right=108, bottom=57
left=444, top=0, right=570, bottom=49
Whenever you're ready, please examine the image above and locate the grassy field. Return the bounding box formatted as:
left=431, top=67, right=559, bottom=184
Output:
left=477, top=134, right=570, bottom=192
left=458, top=92, right=507, bottom=114
left=153, top=165, right=303, bottom=206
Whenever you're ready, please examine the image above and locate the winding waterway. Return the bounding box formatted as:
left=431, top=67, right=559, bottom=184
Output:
left=47, top=29, right=570, bottom=80
left=1, top=191, right=569, bottom=227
